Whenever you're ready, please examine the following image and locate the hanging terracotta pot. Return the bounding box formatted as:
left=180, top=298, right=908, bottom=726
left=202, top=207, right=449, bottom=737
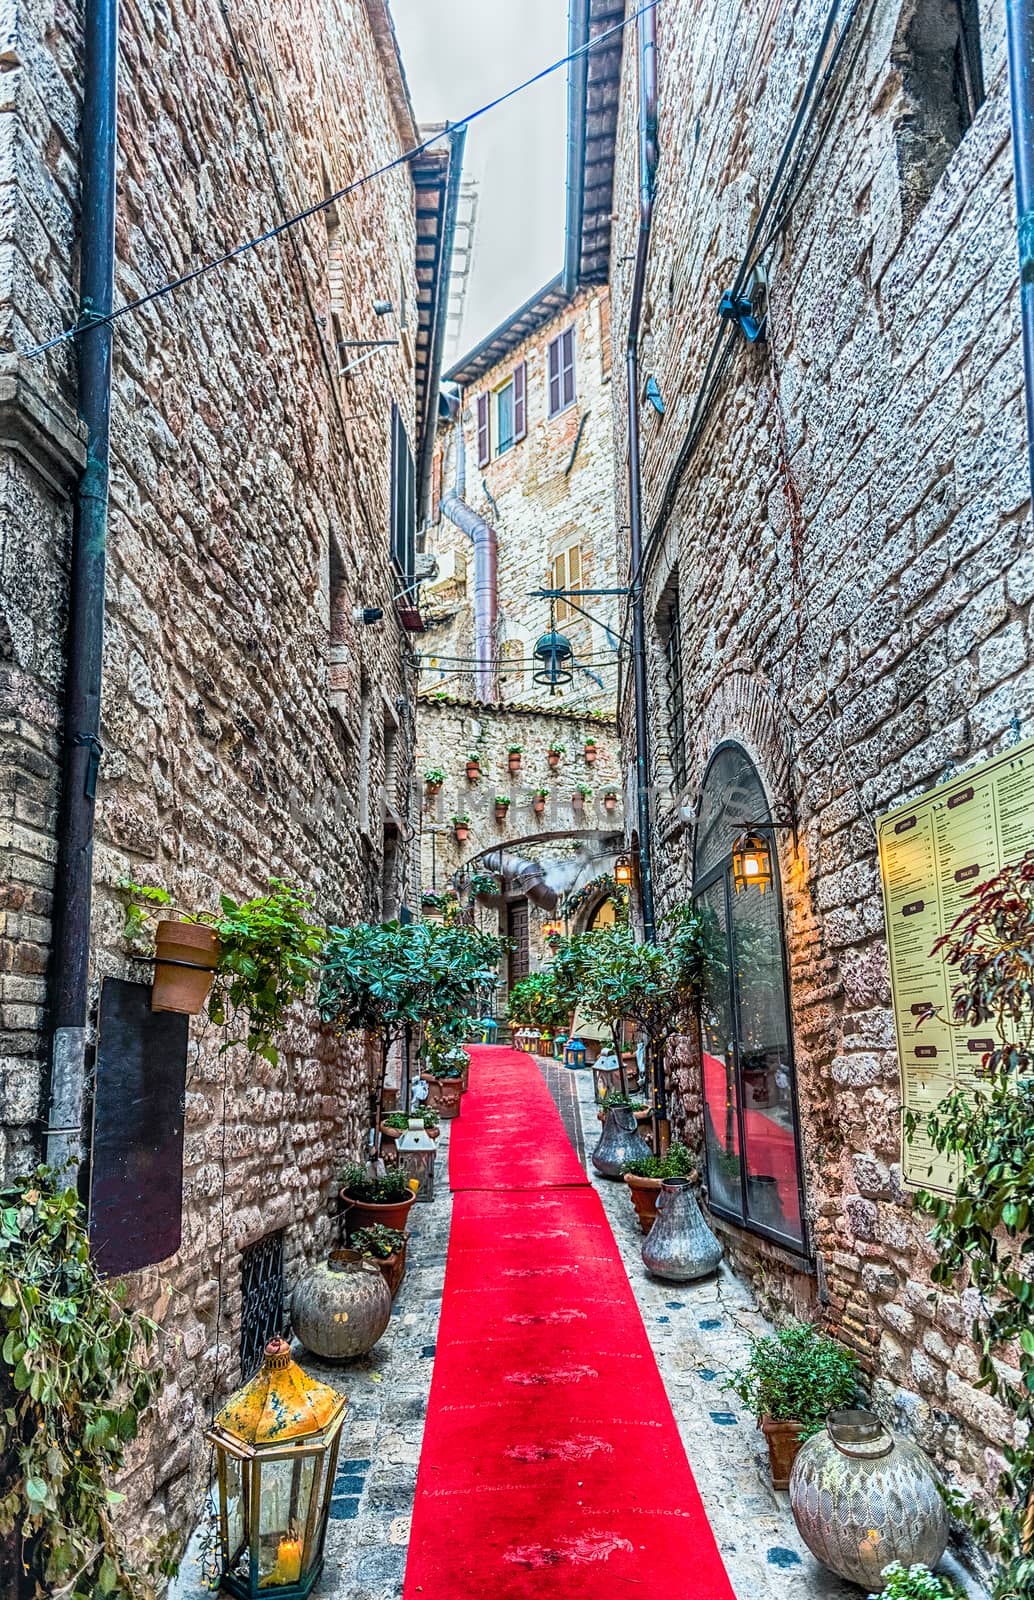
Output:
left=591, top=1105, right=651, bottom=1177
left=547, top=751, right=561, bottom=768
left=291, top=1256, right=391, bottom=1361
left=425, top=779, right=442, bottom=797
left=789, top=1410, right=948, bottom=1587
left=584, top=743, right=598, bottom=764
left=508, top=752, right=522, bottom=774
left=423, top=1075, right=463, bottom=1119
left=532, top=795, right=546, bottom=814
left=641, top=1177, right=722, bottom=1281
left=495, top=802, right=509, bottom=822
left=466, top=760, right=480, bottom=781
left=603, top=793, right=618, bottom=812
left=455, top=823, right=469, bottom=843
left=572, top=792, right=584, bottom=811
left=151, top=921, right=220, bottom=1014
left=623, top=1171, right=662, bottom=1233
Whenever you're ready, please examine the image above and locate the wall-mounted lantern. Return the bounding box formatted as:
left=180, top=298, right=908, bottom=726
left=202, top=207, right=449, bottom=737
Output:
left=731, top=830, right=774, bottom=895
left=613, top=853, right=633, bottom=887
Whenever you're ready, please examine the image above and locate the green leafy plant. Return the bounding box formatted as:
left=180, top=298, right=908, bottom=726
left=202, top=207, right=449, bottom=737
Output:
left=600, top=1092, right=646, bottom=1112
left=574, top=782, right=593, bottom=800
left=451, top=813, right=471, bottom=828
left=870, top=1563, right=965, bottom=1600
left=0, top=1168, right=168, bottom=1599
left=341, top=1164, right=415, bottom=1204
left=905, top=853, right=1034, bottom=1596
left=423, top=767, right=445, bottom=786
left=348, top=1225, right=407, bottom=1260
left=584, top=736, right=597, bottom=747
left=382, top=1110, right=439, bottom=1131
left=465, top=752, right=481, bottom=766
left=119, top=878, right=321, bottom=1065
left=494, top=795, right=511, bottom=809
left=723, top=1321, right=858, bottom=1435
left=507, top=972, right=571, bottom=1032
left=508, top=744, right=523, bottom=755
left=531, top=786, right=549, bottom=801
left=548, top=743, right=566, bottom=756
left=469, top=873, right=501, bottom=898
left=625, top=1141, right=694, bottom=1180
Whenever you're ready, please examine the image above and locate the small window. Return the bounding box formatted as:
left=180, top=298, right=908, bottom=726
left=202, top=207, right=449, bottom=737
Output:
left=893, top=0, right=985, bottom=225
left=662, top=595, right=687, bottom=793
left=240, top=1230, right=285, bottom=1378
left=551, top=542, right=582, bottom=622
left=694, top=745, right=806, bottom=1254
left=390, top=404, right=415, bottom=585
left=476, top=392, right=490, bottom=468
left=497, top=379, right=515, bottom=454
left=547, top=326, right=576, bottom=416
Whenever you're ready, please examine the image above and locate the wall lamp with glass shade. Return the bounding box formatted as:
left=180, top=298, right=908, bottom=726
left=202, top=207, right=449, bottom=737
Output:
left=730, top=820, right=796, bottom=896
left=614, top=853, right=634, bottom=887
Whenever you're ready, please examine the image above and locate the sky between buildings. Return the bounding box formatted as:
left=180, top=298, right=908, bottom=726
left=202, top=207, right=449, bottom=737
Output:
left=390, top=0, right=568, bottom=358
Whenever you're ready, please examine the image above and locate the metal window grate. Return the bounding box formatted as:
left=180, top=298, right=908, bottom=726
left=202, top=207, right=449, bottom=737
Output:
left=664, top=598, right=687, bottom=791
left=240, top=1229, right=285, bottom=1379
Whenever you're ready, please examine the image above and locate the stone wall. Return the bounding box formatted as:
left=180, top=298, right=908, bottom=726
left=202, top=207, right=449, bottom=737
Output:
left=1, top=0, right=424, bottom=1567
left=609, top=0, right=1027, bottom=1507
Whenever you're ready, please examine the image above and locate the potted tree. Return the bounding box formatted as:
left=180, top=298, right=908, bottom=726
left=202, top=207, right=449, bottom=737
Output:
left=494, top=794, right=511, bottom=823
left=507, top=744, right=523, bottom=774
left=452, top=813, right=471, bottom=843
left=584, top=736, right=598, bottom=764
left=724, top=1322, right=859, bottom=1488
left=531, top=786, right=549, bottom=815
left=465, top=752, right=482, bottom=781
left=623, top=1142, right=695, bottom=1233
left=547, top=742, right=565, bottom=768
left=424, top=767, right=445, bottom=797
left=340, top=1163, right=418, bottom=1233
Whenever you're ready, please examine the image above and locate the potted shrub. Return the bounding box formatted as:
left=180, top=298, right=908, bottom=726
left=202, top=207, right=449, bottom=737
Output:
left=623, top=1142, right=695, bottom=1233
left=380, top=1109, right=440, bottom=1144
left=346, top=1225, right=409, bottom=1300
left=507, top=743, right=523, bottom=774
left=547, top=742, right=565, bottom=768
left=584, top=736, right=598, bottom=764
left=452, top=813, right=471, bottom=843
left=469, top=871, right=501, bottom=901
left=465, top=752, right=481, bottom=781
left=120, top=877, right=320, bottom=1063
left=724, top=1321, right=859, bottom=1488
left=531, top=786, right=548, bottom=815
left=869, top=1563, right=964, bottom=1600
left=494, top=794, right=511, bottom=823
left=422, top=1064, right=464, bottom=1118
left=341, top=1162, right=418, bottom=1233
left=424, top=767, right=445, bottom=796
left=603, top=788, right=618, bottom=812
left=572, top=782, right=593, bottom=812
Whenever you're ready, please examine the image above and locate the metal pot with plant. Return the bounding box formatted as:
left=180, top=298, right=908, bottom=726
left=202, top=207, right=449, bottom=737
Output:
left=507, top=743, right=523, bottom=774
left=723, top=1321, right=860, bottom=1489
left=494, top=794, right=511, bottom=823
left=623, top=1142, right=695, bottom=1233
left=340, top=1162, right=418, bottom=1234
left=424, top=767, right=445, bottom=796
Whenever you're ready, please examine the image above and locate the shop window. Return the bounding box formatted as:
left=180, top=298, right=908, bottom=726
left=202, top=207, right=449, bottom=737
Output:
left=693, top=744, right=807, bottom=1254
left=893, top=0, right=985, bottom=225
left=661, top=594, right=687, bottom=793
left=551, top=542, right=582, bottom=622
left=240, top=1230, right=285, bottom=1378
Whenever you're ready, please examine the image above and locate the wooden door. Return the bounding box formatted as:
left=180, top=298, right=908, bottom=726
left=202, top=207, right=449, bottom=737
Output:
left=507, top=899, right=529, bottom=990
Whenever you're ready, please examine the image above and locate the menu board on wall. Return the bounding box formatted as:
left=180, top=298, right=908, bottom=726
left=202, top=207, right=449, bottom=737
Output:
left=877, top=736, right=1034, bottom=1194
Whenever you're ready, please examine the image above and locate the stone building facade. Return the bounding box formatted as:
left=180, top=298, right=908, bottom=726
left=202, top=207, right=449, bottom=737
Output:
left=1, top=0, right=456, bottom=1567
left=581, top=0, right=1031, bottom=1515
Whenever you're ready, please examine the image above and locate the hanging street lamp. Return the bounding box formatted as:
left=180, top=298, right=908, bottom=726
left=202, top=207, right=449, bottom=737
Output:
left=205, top=1337, right=347, bottom=1598
left=613, top=852, right=633, bottom=887
left=532, top=628, right=574, bottom=691
left=731, top=830, right=774, bottom=895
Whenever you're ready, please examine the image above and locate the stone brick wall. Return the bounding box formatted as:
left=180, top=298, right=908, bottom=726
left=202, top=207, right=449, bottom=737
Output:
left=1, top=0, right=424, bottom=1566
left=423, top=287, right=620, bottom=714
left=609, top=0, right=1028, bottom=1507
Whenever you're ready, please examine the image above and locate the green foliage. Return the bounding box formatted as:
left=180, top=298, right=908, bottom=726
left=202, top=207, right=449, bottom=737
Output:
left=548, top=743, right=566, bottom=756
left=574, top=782, right=594, bottom=799
left=494, top=795, right=511, bottom=809
left=341, top=1164, right=415, bottom=1204
left=723, top=1321, right=859, bottom=1434
left=465, top=752, right=481, bottom=766
left=870, top=1563, right=965, bottom=1600
left=905, top=853, right=1034, bottom=1596
left=568, top=904, right=708, bottom=1051
left=0, top=1168, right=167, bottom=1598
left=119, top=878, right=321, bottom=1065
left=451, top=813, right=471, bottom=828
left=348, top=1225, right=406, bottom=1259
left=531, top=787, right=549, bottom=801
left=469, top=873, right=501, bottom=899
left=382, top=1110, right=439, bottom=1131
left=584, top=736, right=597, bottom=747
left=507, top=972, right=571, bottom=1032
left=508, top=744, right=523, bottom=755
left=600, top=1092, right=646, bottom=1111
left=423, top=768, right=445, bottom=786
left=625, top=1141, right=694, bottom=1180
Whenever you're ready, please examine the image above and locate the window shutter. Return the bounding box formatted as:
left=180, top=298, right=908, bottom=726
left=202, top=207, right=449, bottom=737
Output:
left=476, top=393, right=490, bottom=467
left=513, top=361, right=527, bottom=441
left=561, top=327, right=576, bottom=408
left=568, top=544, right=581, bottom=594
left=547, top=338, right=562, bottom=417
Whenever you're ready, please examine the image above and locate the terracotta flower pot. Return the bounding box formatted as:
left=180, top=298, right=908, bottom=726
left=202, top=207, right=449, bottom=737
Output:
left=466, top=762, right=480, bottom=781
left=423, top=1075, right=463, bottom=1119
left=604, top=795, right=617, bottom=812
left=341, top=1188, right=416, bottom=1235
left=495, top=804, right=509, bottom=822
left=426, top=780, right=442, bottom=796
left=572, top=794, right=584, bottom=811
left=532, top=798, right=546, bottom=814
left=455, top=824, right=469, bottom=842
left=761, top=1416, right=806, bottom=1490
left=151, top=920, right=220, bottom=1015
left=548, top=752, right=561, bottom=768
left=508, top=754, right=522, bottom=773
left=584, top=745, right=597, bottom=763
left=623, top=1171, right=662, bottom=1234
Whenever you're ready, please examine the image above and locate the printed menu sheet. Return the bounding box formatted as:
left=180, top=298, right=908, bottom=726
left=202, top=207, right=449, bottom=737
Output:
left=877, top=736, right=1034, bottom=1194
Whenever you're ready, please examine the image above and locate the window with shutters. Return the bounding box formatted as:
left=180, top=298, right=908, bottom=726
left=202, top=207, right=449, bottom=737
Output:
left=497, top=379, right=515, bottom=455
left=547, top=326, right=576, bottom=417
left=551, top=542, right=582, bottom=622
left=476, top=392, right=490, bottom=467
left=390, top=403, right=415, bottom=586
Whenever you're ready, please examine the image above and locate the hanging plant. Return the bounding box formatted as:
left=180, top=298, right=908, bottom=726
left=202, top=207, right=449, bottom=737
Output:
left=603, top=788, right=618, bottom=811
left=423, top=767, right=445, bottom=795
left=465, top=752, right=481, bottom=781
left=572, top=782, right=593, bottom=810
left=507, top=745, right=523, bottom=774
left=494, top=795, right=511, bottom=822
left=547, top=743, right=566, bottom=767
left=584, top=737, right=598, bottom=764
left=469, top=872, right=501, bottom=900
left=531, top=786, right=549, bottom=815
left=0, top=1167, right=169, bottom=1599
left=451, top=813, right=471, bottom=842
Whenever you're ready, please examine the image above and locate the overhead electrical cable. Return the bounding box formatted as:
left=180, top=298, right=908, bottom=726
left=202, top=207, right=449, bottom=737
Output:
left=22, top=0, right=662, bottom=361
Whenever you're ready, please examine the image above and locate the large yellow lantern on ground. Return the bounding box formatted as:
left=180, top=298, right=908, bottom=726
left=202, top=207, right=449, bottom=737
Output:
left=205, top=1337, right=347, bottom=1598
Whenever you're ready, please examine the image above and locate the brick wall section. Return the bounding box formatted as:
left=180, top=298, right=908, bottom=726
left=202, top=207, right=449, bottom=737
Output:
left=609, top=0, right=1027, bottom=1502
left=1, top=0, right=422, bottom=1564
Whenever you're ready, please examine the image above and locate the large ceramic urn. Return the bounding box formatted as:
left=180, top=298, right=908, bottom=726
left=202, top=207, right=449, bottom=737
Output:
left=591, top=1105, right=652, bottom=1177
left=788, top=1409, right=948, bottom=1589
left=641, top=1177, right=722, bottom=1281
left=291, top=1255, right=391, bottom=1362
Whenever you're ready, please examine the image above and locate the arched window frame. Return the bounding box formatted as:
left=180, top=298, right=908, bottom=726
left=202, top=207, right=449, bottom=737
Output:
left=692, top=741, right=809, bottom=1257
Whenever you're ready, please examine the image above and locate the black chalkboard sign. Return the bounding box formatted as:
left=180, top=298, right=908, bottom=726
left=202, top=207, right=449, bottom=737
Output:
left=89, top=977, right=189, bottom=1275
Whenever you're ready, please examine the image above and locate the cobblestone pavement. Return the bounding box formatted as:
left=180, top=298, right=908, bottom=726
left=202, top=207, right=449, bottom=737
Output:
left=172, top=1063, right=977, bottom=1599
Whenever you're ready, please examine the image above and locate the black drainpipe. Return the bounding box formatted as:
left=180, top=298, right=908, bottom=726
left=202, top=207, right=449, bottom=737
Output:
left=627, top=4, right=658, bottom=949
left=46, top=0, right=118, bottom=1176
left=1007, top=0, right=1034, bottom=510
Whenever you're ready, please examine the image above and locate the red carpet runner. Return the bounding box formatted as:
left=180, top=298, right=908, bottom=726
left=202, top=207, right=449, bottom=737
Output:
left=403, top=1045, right=736, bottom=1599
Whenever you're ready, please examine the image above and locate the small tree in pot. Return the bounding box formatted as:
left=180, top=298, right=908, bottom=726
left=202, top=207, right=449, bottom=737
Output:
left=724, top=1321, right=859, bottom=1488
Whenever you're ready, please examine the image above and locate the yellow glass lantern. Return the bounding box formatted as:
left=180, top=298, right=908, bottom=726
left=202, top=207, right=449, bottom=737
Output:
left=613, top=853, right=633, bottom=886
left=397, top=1118, right=437, bottom=1202
left=205, top=1338, right=347, bottom=1598
left=731, top=830, right=773, bottom=894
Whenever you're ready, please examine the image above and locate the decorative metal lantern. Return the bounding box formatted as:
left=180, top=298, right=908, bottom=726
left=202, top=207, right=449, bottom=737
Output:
left=397, top=1118, right=437, bottom=1201
left=205, top=1337, right=347, bottom=1598
left=731, top=829, right=773, bottom=894
left=532, top=629, right=574, bottom=690
left=613, top=852, right=633, bottom=886
left=564, top=1036, right=588, bottom=1069
left=478, top=1015, right=498, bottom=1043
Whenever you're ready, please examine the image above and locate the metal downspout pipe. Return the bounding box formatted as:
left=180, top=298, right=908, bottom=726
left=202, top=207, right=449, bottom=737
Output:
left=46, top=0, right=118, bottom=1175
left=1007, top=0, right=1034, bottom=510
left=627, top=4, right=658, bottom=948
left=440, top=417, right=499, bottom=703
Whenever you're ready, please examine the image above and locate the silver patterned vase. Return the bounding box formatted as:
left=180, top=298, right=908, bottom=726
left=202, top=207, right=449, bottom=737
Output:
left=788, top=1409, right=948, bottom=1589
left=640, top=1177, right=722, bottom=1280
left=591, top=1105, right=652, bottom=1177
